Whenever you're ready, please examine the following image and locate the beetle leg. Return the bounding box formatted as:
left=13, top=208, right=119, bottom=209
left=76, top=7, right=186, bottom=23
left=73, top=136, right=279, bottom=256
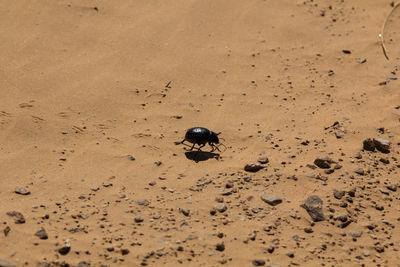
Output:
left=190, top=143, right=196, bottom=151
left=197, top=143, right=205, bottom=151
left=176, top=139, right=195, bottom=150
left=209, top=144, right=216, bottom=152
left=210, top=143, right=220, bottom=152
left=216, top=143, right=227, bottom=152
left=174, top=139, right=186, bottom=145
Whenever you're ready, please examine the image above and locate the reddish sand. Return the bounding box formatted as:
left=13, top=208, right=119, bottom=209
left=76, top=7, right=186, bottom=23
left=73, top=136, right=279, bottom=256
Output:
left=1, top=0, right=400, bottom=266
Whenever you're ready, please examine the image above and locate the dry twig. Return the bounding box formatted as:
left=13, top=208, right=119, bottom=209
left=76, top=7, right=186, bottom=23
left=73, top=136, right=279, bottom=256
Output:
left=380, top=1, right=400, bottom=60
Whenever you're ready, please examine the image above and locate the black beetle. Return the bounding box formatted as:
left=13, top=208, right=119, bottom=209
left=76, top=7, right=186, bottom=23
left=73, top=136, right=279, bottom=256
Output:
left=175, top=127, right=226, bottom=152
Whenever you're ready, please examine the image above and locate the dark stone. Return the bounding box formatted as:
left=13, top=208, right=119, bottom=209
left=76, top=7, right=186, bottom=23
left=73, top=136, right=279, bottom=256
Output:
left=180, top=207, right=190, bottom=216
left=252, top=259, right=266, bottom=266
left=134, top=216, right=144, bottom=223
left=333, top=189, right=345, bottom=200
left=348, top=187, right=356, bottom=197
left=136, top=199, right=149, bottom=206
left=225, top=182, right=234, bottom=188
left=3, top=226, right=10, bottom=237
left=340, top=221, right=352, bottom=228
left=373, top=138, right=390, bottom=153
left=286, top=252, right=294, bottom=258
left=334, top=164, right=342, bottom=169
left=363, top=138, right=375, bottom=151
left=14, top=187, right=30, bottom=195
left=379, top=188, right=389, bottom=195
left=304, top=227, right=313, bottom=233
left=314, top=156, right=335, bottom=169
left=367, top=223, right=377, bottom=230
left=261, top=194, right=282, bottom=206
left=306, top=164, right=316, bottom=169
left=350, top=230, right=363, bottom=238
left=121, top=249, right=130, bottom=255
left=387, top=184, right=397, bottom=192
left=244, top=164, right=265, bottom=172
left=58, top=240, right=71, bottom=255
left=126, top=155, right=135, bottom=161
left=380, top=158, right=390, bottom=164
left=324, top=169, right=334, bottom=174
left=6, top=211, right=25, bottom=224
left=338, top=215, right=348, bottom=222
left=301, top=196, right=325, bottom=222
left=216, top=242, right=225, bottom=251
left=35, top=228, right=48, bottom=240
left=354, top=168, right=365, bottom=175
left=257, top=157, right=269, bottom=164
left=215, top=203, right=228, bottom=213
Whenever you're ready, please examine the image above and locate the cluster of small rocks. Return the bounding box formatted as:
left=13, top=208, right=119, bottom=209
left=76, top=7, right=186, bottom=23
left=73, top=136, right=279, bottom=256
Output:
left=3, top=132, right=399, bottom=266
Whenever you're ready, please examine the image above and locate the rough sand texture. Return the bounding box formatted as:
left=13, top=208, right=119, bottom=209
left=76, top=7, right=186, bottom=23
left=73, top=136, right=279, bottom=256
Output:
left=1, top=0, right=400, bottom=266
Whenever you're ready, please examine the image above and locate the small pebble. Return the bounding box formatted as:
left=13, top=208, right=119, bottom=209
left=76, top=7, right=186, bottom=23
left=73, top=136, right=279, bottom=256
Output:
left=373, top=138, right=390, bottom=153
left=180, top=207, right=190, bottom=217
left=333, top=189, right=345, bottom=200
left=363, top=138, right=375, bottom=151
left=215, top=203, right=228, bottom=213
left=58, top=239, right=71, bottom=255
left=216, top=242, right=225, bottom=251
left=301, top=195, right=325, bottom=222
left=14, top=187, right=30, bottom=195
left=349, top=230, right=362, bottom=238
left=257, top=156, right=269, bottom=164
left=261, top=194, right=282, bottom=206
left=252, top=259, right=265, bottom=266
left=121, top=248, right=130, bottom=255
left=137, top=199, right=150, bottom=206
left=34, top=228, right=48, bottom=240
left=314, top=156, right=334, bottom=169
left=244, top=163, right=265, bottom=172
left=135, top=216, right=144, bottom=223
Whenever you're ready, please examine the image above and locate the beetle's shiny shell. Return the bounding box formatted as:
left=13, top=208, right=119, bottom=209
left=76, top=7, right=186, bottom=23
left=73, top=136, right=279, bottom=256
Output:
left=185, top=127, right=218, bottom=145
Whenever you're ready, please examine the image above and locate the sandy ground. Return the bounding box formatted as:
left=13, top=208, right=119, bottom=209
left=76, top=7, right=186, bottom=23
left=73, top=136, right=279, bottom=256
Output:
left=1, top=0, right=400, bottom=266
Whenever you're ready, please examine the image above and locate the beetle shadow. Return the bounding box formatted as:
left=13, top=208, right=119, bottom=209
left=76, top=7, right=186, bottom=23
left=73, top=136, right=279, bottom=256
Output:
left=184, top=151, right=220, bottom=162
